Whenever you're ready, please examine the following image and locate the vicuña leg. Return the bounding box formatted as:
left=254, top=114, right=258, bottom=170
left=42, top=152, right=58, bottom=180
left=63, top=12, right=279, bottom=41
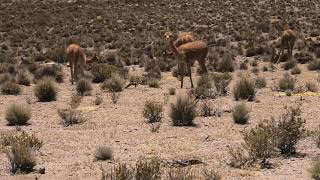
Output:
left=188, top=64, right=194, bottom=88
left=179, top=64, right=184, bottom=88
left=70, top=61, right=74, bottom=84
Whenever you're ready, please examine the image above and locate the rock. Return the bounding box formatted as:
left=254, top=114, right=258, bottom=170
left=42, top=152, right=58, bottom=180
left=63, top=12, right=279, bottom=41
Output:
left=34, top=165, right=45, bottom=174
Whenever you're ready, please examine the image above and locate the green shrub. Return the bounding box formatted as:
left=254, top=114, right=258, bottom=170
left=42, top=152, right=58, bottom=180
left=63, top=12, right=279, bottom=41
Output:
left=58, top=108, right=84, bottom=127
left=135, top=157, right=161, bottom=180
left=76, top=78, right=92, bottom=96
left=211, top=72, right=232, bottom=95
left=34, top=65, right=63, bottom=83
left=232, top=103, right=250, bottom=124
left=6, top=143, right=36, bottom=174
left=278, top=73, right=295, bottom=91
left=255, top=77, right=267, bottom=88
left=95, top=146, right=113, bottom=161
left=306, top=81, right=318, bottom=92
left=102, top=163, right=134, bottom=180
left=199, top=100, right=219, bottom=117
left=34, top=77, right=57, bottom=102
left=170, top=95, right=197, bottom=126
left=217, top=53, right=234, bottom=72
left=275, top=105, right=306, bottom=155
left=148, top=78, right=160, bottom=88
left=308, top=59, right=320, bottom=71
left=1, top=131, right=42, bottom=174
left=169, top=88, right=176, bottom=95
left=166, top=168, right=196, bottom=180
left=101, top=74, right=124, bottom=92
left=291, top=66, right=301, bottom=75
left=16, top=70, right=31, bottom=86
left=1, top=81, right=21, bottom=95
left=233, top=76, right=255, bottom=101
left=143, top=101, right=163, bottom=123
left=282, top=59, right=297, bottom=70
left=5, top=104, right=31, bottom=126
left=229, top=120, right=277, bottom=168
left=309, top=158, right=320, bottom=180
left=1, top=131, right=43, bottom=151
left=91, top=64, right=119, bottom=83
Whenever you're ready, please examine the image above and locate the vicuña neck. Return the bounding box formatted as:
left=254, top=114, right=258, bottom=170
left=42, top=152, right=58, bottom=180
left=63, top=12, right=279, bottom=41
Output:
left=169, top=38, right=179, bottom=55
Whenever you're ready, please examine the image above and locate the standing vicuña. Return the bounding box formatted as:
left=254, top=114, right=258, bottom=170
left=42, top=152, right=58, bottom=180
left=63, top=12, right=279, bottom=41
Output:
left=165, top=32, right=208, bottom=88
left=277, top=29, right=296, bottom=63
left=65, top=44, right=86, bottom=84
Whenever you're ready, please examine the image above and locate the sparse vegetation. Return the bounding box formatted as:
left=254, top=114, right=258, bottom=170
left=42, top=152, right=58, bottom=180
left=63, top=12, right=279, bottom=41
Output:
left=95, top=146, right=113, bottom=161
left=135, top=157, right=161, bottom=180
left=34, top=77, right=57, bottom=102
left=291, top=66, right=301, bottom=75
left=101, top=74, right=124, bottom=92
left=1, top=81, right=21, bottom=95
left=278, top=73, right=295, bottom=91
left=233, top=76, right=255, bottom=101
left=76, top=78, right=92, bottom=96
left=169, top=88, right=176, bottom=95
left=5, top=104, right=31, bottom=126
left=58, top=108, right=84, bottom=127
left=306, top=81, right=318, bottom=92
left=91, top=64, right=119, bottom=83
left=148, top=78, right=160, bottom=88
left=143, top=100, right=163, bottom=123
left=309, top=158, right=320, bottom=180
left=170, top=95, right=197, bottom=126
left=255, top=76, right=267, bottom=88
left=1, top=131, right=42, bottom=174
left=211, top=72, right=232, bottom=95
left=232, top=103, right=250, bottom=124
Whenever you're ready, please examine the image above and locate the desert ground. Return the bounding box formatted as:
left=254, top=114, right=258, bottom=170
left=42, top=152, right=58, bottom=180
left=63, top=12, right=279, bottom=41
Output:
left=0, top=0, right=320, bottom=179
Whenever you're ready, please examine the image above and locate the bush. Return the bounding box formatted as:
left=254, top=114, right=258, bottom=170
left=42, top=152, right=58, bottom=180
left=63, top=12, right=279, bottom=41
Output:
left=309, top=158, right=320, bottom=180
left=308, top=59, right=320, bottom=71
left=229, top=120, right=277, bottom=168
left=58, top=108, right=84, bottom=127
left=70, top=93, right=82, bottom=109
left=278, top=73, right=295, bottom=91
left=306, top=81, right=318, bottom=92
left=166, top=168, right=196, bottom=180
left=1, top=131, right=42, bottom=174
left=76, top=79, right=92, bottom=96
left=233, top=76, right=255, bottom=101
left=170, top=95, right=197, bottom=126
left=255, top=77, right=267, bottom=88
left=1, top=131, right=43, bottom=151
left=5, top=104, right=31, bottom=126
left=169, top=88, right=176, bottom=95
left=239, top=62, right=248, bottom=70
left=199, top=100, right=219, bottom=117
left=95, top=146, right=113, bottom=161
left=101, top=74, right=124, bottom=92
left=6, top=143, right=36, bottom=174
left=232, top=103, right=250, bottom=124
left=110, top=92, right=120, bottom=104
left=275, top=105, right=306, bottom=155
left=0, top=73, right=15, bottom=85
left=16, top=70, right=31, bottom=86
left=143, top=101, right=163, bottom=123
left=91, top=64, right=119, bottom=83
left=291, top=66, right=301, bottom=75
left=312, top=125, right=320, bottom=148
left=34, top=65, right=63, bottom=83
left=217, top=53, right=234, bottom=72
left=135, top=157, right=161, bottom=180
left=282, top=59, right=297, bottom=70
left=212, top=72, right=232, bottom=95
left=202, top=169, right=221, bottom=180
left=1, top=81, right=21, bottom=95
left=102, top=163, right=134, bottom=180
left=34, top=77, right=57, bottom=102
left=148, top=78, right=160, bottom=88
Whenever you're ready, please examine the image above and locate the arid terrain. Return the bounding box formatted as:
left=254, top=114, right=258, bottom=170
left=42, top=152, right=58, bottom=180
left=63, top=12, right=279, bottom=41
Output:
left=0, top=0, right=320, bottom=179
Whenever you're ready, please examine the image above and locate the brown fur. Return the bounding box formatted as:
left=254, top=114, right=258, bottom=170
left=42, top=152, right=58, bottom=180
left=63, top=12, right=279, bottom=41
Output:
left=277, top=29, right=297, bottom=63
left=174, top=32, right=195, bottom=47
left=165, top=32, right=208, bottom=88
left=65, top=44, right=86, bottom=84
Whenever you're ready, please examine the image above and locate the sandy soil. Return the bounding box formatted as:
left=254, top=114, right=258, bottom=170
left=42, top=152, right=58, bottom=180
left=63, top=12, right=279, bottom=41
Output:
left=0, top=61, right=319, bottom=180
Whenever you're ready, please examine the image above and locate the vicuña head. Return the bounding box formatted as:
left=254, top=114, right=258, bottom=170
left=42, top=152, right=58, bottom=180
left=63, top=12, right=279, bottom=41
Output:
left=164, top=31, right=208, bottom=88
